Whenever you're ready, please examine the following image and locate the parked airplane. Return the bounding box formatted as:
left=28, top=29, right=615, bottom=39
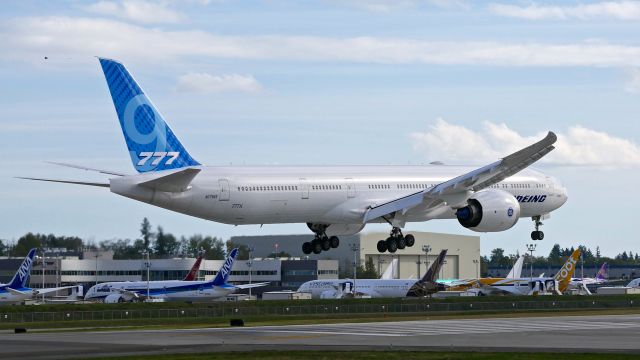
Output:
left=467, top=248, right=581, bottom=296
left=0, top=249, right=75, bottom=304
left=297, top=249, right=448, bottom=298
left=20, top=58, right=567, bottom=256
left=627, top=278, right=640, bottom=288
left=84, top=248, right=267, bottom=303
left=571, top=262, right=608, bottom=287
left=446, top=255, right=525, bottom=290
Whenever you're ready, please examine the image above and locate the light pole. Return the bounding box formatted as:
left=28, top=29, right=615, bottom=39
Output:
left=473, top=259, right=479, bottom=278
left=526, top=243, right=537, bottom=282
left=141, top=250, right=150, bottom=300
left=247, top=245, right=254, bottom=299
left=94, top=249, right=100, bottom=286
left=377, top=255, right=386, bottom=275
left=580, top=252, right=584, bottom=280
left=40, top=249, right=46, bottom=302
left=422, top=245, right=431, bottom=275
left=349, top=243, right=359, bottom=296
left=416, top=254, right=421, bottom=279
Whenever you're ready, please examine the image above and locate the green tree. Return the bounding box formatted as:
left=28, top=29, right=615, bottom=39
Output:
left=180, top=235, right=225, bottom=260
left=357, top=256, right=379, bottom=279
left=153, top=226, right=179, bottom=258
left=14, top=233, right=42, bottom=256
left=140, top=218, right=153, bottom=251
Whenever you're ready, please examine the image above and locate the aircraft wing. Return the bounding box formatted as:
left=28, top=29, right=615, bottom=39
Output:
left=234, top=282, right=270, bottom=289
left=33, top=286, right=77, bottom=296
left=363, top=132, right=557, bottom=222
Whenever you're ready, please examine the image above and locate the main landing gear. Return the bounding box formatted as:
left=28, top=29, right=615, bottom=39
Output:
left=531, top=215, right=544, bottom=240
left=376, top=227, right=415, bottom=253
left=302, top=223, right=340, bottom=255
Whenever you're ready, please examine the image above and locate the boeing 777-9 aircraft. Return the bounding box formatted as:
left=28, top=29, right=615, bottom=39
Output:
left=21, top=58, right=568, bottom=255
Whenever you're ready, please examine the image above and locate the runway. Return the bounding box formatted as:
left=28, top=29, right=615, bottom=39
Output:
left=1, top=314, right=640, bottom=359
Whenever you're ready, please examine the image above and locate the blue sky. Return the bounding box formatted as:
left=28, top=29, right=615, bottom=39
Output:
left=1, top=0, right=640, bottom=257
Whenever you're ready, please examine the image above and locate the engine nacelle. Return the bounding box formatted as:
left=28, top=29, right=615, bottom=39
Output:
left=104, top=293, right=126, bottom=304
left=455, top=189, right=520, bottom=232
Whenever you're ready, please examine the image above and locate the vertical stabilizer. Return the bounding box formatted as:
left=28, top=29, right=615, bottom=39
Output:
left=7, top=249, right=37, bottom=289
left=506, top=256, right=525, bottom=279
left=183, top=252, right=204, bottom=281
left=554, top=248, right=581, bottom=293
left=596, top=263, right=608, bottom=281
left=211, top=248, right=238, bottom=286
left=422, top=249, right=448, bottom=283
left=98, top=58, right=199, bottom=172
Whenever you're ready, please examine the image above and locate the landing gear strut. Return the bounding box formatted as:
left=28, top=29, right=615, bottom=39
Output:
left=302, top=223, right=340, bottom=255
left=531, top=216, right=544, bottom=240
left=376, top=227, right=416, bottom=253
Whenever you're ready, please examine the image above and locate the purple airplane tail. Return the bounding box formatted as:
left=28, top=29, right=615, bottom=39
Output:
left=596, top=263, right=608, bottom=280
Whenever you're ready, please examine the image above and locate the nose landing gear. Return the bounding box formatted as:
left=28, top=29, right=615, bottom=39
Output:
left=531, top=216, right=544, bottom=240
left=376, top=227, right=416, bottom=253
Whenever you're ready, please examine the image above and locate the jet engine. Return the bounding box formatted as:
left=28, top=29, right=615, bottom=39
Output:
left=455, top=189, right=520, bottom=232
left=104, top=293, right=126, bottom=303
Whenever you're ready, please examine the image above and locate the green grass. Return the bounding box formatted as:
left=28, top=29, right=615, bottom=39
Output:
left=8, top=307, right=640, bottom=332
left=90, top=351, right=640, bottom=360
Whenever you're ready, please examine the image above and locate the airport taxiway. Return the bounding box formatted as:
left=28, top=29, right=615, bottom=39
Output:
left=1, top=313, right=640, bottom=359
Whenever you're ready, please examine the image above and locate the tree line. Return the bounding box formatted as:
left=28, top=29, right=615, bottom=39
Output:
left=485, top=244, right=640, bottom=270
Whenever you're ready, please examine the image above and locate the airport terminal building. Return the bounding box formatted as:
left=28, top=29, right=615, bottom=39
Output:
left=230, top=231, right=480, bottom=280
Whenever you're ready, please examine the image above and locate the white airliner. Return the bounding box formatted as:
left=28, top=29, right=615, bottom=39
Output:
left=298, top=249, right=448, bottom=298
left=84, top=248, right=266, bottom=303
left=21, top=58, right=568, bottom=256
left=0, top=249, right=75, bottom=304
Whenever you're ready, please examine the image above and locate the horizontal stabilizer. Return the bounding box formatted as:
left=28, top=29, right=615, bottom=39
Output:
left=235, top=282, right=270, bottom=289
left=137, top=167, right=200, bottom=192
left=46, top=161, right=128, bottom=177
left=6, top=288, right=29, bottom=296
left=16, top=177, right=109, bottom=188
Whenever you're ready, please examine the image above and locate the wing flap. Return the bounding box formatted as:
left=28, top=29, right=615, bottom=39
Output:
left=234, top=282, right=270, bottom=289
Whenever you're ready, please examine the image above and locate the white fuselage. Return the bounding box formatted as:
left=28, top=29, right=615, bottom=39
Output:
left=110, top=165, right=567, bottom=230
left=298, top=279, right=420, bottom=298
left=84, top=280, right=234, bottom=302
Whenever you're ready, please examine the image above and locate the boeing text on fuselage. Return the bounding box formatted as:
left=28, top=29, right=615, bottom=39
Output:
left=20, top=58, right=568, bottom=255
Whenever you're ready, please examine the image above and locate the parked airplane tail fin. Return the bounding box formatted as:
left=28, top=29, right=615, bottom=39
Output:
left=596, top=262, right=608, bottom=281
left=211, top=248, right=238, bottom=286
left=183, top=252, right=204, bottom=281
left=422, top=249, right=448, bottom=283
left=506, top=256, right=525, bottom=279
left=98, top=58, right=200, bottom=173
left=8, top=248, right=37, bottom=289
left=554, top=248, right=581, bottom=293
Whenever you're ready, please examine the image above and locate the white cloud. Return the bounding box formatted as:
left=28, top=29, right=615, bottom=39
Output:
left=325, top=0, right=469, bottom=13
left=489, top=1, right=640, bottom=21
left=625, top=68, right=640, bottom=93
left=410, top=119, right=640, bottom=167
left=85, top=1, right=186, bottom=24
left=3, top=16, right=640, bottom=67
left=176, top=72, right=263, bottom=93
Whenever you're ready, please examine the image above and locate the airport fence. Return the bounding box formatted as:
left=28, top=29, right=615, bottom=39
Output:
left=2, top=298, right=640, bottom=324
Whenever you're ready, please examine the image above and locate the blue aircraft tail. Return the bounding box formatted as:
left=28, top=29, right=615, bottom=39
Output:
left=211, top=248, right=239, bottom=286
left=98, top=58, right=200, bottom=172
left=7, top=249, right=37, bottom=289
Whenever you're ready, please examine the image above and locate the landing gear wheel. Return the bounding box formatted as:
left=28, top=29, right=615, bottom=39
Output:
left=404, top=234, right=415, bottom=247
left=312, top=240, right=322, bottom=254
left=397, top=236, right=406, bottom=250
left=531, top=216, right=544, bottom=241
left=531, top=231, right=545, bottom=240
left=321, top=237, right=331, bottom=251
left=329, top=236, right=340, bottom=249
left=377, top=240, right=387, bottom=253
left=302, top=242, right=312, bottom=255
left=386, top=237, right=398, bottom=253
